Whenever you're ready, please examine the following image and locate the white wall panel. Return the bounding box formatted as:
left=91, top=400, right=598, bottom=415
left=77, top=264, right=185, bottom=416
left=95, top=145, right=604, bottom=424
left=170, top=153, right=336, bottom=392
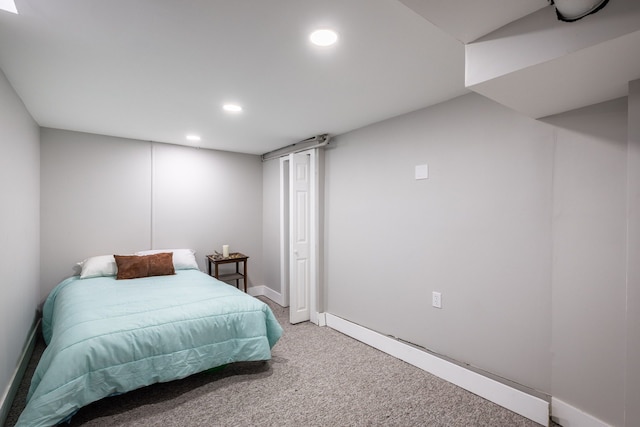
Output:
left=151, top=143, right=263, bottom=284
left=40, top=131, right=263, bottom=295
left=40, top=129, right=151, bottom=296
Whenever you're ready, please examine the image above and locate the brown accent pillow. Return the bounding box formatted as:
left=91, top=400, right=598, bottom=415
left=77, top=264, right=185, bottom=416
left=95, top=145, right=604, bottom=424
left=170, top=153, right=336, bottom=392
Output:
left=114, top=253, right=175, bottom=280
left=148, top=252, right=175, bottom=276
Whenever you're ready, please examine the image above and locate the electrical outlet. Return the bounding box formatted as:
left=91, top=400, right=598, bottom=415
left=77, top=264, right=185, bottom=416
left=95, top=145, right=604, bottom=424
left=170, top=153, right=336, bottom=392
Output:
left=432, top=291, right=442, bottom=309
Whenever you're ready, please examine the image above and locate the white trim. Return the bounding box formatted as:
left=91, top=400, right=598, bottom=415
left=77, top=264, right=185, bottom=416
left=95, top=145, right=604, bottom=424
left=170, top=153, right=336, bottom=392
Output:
left=325, top=313, right=549, bottom=426
left=247, top=285, right=264, bottom=298
left=308, top=148, right=318, bottom=325
left=249, top=286, right=326, bottom=323
left=278, top=156, right=290, bottom=307
left=247, top=285, right=285, bottom=306
left=316, top=312, right=327, bottom=327
left=0, top=319, right=40, bottom=426
left=551, top=397, right=611, bottom=427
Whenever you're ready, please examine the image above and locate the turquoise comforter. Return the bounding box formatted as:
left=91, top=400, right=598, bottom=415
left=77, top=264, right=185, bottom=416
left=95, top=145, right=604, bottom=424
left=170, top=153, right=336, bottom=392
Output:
left=16, top=270, right=283, bottom=426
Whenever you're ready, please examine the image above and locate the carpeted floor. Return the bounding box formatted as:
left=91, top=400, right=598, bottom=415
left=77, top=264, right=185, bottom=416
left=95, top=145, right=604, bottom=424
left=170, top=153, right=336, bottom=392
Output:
left=6, top=297, right=550, bottom=426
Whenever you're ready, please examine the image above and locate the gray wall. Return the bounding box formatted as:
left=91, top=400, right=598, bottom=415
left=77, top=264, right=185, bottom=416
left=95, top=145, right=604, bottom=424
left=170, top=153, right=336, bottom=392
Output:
left=544, top=98, right=629, bottom=426
left=626, top=79, right=640, bottom=426
left=321, top=91, right=636, bottom=425
left=0, top=69, right=40, bottom=409
left=40, top=129, right=263, bottom=297
left=324, top=93, right=554, bottom=393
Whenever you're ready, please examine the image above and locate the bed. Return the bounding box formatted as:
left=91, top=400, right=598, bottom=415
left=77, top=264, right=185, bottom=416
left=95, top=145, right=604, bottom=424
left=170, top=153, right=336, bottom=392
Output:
left=16, top=250, right=283, bottom=427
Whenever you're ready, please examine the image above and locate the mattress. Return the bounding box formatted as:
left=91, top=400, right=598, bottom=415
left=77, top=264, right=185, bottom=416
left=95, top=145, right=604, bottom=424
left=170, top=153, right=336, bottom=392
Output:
left=16, top=269, right=283, bottom=426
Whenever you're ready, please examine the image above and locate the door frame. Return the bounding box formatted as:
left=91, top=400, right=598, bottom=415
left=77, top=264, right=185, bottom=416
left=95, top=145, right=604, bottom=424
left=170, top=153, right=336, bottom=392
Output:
left=279, top=156, right=290, bottom=308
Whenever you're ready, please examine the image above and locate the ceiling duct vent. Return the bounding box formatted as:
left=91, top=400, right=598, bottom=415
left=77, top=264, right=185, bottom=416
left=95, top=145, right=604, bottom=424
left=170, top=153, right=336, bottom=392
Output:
left=549, top=0, right=609, bottom=22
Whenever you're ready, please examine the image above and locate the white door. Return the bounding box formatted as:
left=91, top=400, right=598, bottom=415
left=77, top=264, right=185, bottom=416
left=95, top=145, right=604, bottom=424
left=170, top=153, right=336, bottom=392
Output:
left=289, top=152, right=311, bottom=323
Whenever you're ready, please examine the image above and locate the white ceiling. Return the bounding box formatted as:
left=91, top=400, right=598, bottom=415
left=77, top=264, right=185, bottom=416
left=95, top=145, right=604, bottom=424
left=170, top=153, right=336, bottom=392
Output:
left=0, top=0, right=472, bottom=154
left=399, top=0, right=549, bottom=44
left=0, top=0, right=629, bottom=155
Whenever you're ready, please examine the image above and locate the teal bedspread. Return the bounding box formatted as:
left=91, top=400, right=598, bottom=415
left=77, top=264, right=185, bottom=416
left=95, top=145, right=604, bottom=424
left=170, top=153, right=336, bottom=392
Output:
left=16, top=270, right=283, bottom=427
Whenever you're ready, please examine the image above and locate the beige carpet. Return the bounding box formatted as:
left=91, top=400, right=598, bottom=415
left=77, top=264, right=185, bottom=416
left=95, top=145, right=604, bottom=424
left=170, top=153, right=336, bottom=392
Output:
left=6, top=297, right=548, bottom=426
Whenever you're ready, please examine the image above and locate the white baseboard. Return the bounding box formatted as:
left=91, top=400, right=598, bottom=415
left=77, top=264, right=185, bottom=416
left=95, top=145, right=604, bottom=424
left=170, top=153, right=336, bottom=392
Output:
left=325, top=313, right=549, bottom=426
left=250, top=286, right=328, bottom=326
left=551, top=397, right=611, bottom=427
left=316, top=312, right=327, bottom=327
left=248, top=285, right=285, bottom=306
left=0, top=318, right=40, bottom=426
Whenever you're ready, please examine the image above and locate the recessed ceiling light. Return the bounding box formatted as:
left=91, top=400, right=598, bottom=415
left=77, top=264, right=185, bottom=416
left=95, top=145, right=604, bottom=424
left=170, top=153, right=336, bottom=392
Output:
left=223, top=104, right=243, bottom=113
left=186, top=134, right=201, bottom=141
left=310, top=29, right=338, bottom=47
left=0, top=0, right=18, bottom=14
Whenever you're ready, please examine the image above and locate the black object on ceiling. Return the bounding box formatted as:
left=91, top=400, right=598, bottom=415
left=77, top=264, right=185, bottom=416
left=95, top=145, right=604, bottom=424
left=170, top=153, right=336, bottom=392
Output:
left=549, top=0, right=610, bottom=22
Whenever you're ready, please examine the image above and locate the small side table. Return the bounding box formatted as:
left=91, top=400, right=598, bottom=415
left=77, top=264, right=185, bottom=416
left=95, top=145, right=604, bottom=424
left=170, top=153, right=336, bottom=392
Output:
left=206, top=253, right=249, bottom=292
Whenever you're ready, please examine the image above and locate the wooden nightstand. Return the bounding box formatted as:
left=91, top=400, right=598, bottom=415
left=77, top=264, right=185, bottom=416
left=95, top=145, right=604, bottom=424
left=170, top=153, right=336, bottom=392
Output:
left=206, top=253, right=249, bottom=292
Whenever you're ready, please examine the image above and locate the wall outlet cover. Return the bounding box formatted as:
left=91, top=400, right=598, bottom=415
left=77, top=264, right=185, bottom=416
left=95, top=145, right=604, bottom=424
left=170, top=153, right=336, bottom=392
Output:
left=432, top=291, right=442, bottom=308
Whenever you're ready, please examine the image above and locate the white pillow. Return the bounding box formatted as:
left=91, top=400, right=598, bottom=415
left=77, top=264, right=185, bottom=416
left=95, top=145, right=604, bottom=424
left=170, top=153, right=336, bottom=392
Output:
left=135, top=249, right=199, bottom=270
left=78, top=255, right=117, bottom=279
